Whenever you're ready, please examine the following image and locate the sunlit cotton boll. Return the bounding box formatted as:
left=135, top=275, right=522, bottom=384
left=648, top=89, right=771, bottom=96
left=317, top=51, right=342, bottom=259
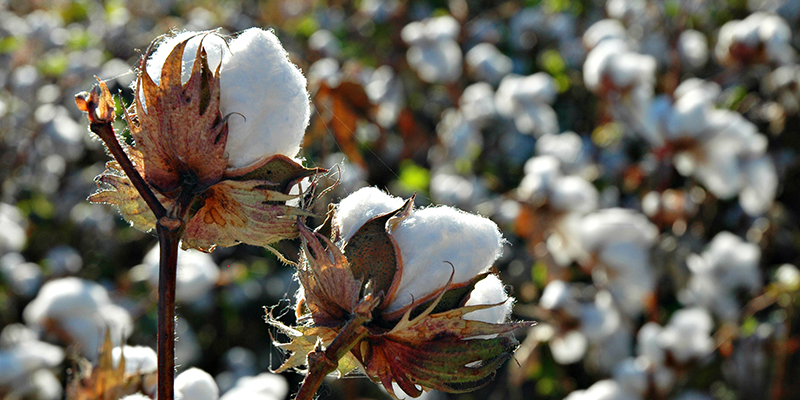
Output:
left=308, top=29, right=341, bottom=58
left=132, top=244, right=220, bottom=304
left=219, top=373, right=289, bottom=400
left=175, top=368, right=219, bottom=400
left=657, top=307, right=715, bottom=363
left=583, top=19, right=628, bottom=50
left=536, top=131, right=589, bottom=173
left=22, top=277, right=132, bottom=360
left=113, top=345, right=157, bottom=395
left=145, top=28, right=311, bottom=169
left=465, top=42, right=513, bottom=84
left=0, top=335, right=64, bottom=389
left=678, top=29, right=708, bottom=70
left=401, top=15, right=463, bottom=83
left=716, top=12, right=795, bottom=65
left=682, top=232, right=761, bottom=320
left=333, top=187, right=510, bottom=320
left=495, top=73, right=559, bottom=137
left=564, top=379, right=640, bottom=400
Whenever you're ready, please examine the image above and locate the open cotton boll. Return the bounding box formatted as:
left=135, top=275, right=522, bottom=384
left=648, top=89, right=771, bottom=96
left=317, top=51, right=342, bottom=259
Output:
left=334, top=187, right=406, bottom=243
left=219, top=373, right=289, bottom=400
left=465, top=43, right=513, bottom=84
left=386, top=205, right=504, bottom=314
left=583, top=19, right=628, bottom=49
left=145, top=29, right=310, bottom=169
left=463, top=274, right=513, bottom=324
left=112, top=346, right=157, bottom=376
left=175, top=368, right=219, bottom=400
left=459, top=82, right=497, bottom=125
left=0, top=340, right=65, bottom=386
left=678, top=29, right=709, bottom=70
left=0, top=203, right=27, bottom=254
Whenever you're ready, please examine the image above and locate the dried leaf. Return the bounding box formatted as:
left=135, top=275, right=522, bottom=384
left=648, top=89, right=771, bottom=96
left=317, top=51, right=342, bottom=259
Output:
left=88, top=161, right=167, bottom=232
left=181, top=179, right=313, bottom=251
left=129, top=35, right=228, bottom=195
left=66, top=331, right=144, bottom=400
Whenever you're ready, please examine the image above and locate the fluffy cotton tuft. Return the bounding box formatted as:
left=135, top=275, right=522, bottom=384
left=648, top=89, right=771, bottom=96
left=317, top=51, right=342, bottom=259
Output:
left=387, top=204, right=504, bottom=313
left=463, top=274, right=513, bottom=324
left=333, top=187, right=406, bottom=243
left=174, top=368, right=219, bottom=400
left=145, top=28, right=310, bottom=169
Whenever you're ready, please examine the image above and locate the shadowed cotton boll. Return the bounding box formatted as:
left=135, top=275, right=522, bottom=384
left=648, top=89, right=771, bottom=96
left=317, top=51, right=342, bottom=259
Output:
left=716, top=12, right=795, bottom=65
left=175, top=368, right=219, bottom=400
left=219, top=373, right=288, bottom=400
left=132, top=244, right=220, bottom=304
left=113, top=345, right=157, bottom=395
left=495, top=73, right=559, bottom=137
left=436, top=109, right=483, bottom=161
left=308, top=29, right=340, bottom=58
left=0, top=203, right=28, bottom=254
left=145, top=28, right=311, bottom=169
left=657, top=308, right=715, bottom=363
left=22, top=277, right=132, bottom=360
left=536, top=131, right=589, bottom=173
left=682, top=232, right=761, bottom=320
left=0, top=332, right=64, bottom=389
left=564, top=379, right=640, bottom=400
left=44, top=245, right=82, bottom=276
left=359, top=0, right=399, bottom=22
left=0, top=254, right=41, bottom=297
left=465, top=43, right=513, bottom=84
left=401, top=15, right=462, bottom=83
left=459, top=82, right=497, bottom=126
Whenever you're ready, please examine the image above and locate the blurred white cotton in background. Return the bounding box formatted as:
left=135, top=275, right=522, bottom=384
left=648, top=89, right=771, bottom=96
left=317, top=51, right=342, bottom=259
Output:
left=132, top=244, right=220, bottom=304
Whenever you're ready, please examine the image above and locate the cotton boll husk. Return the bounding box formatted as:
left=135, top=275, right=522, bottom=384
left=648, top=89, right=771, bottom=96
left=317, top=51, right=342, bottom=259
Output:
left=175, top=368, right=219, bottom=400
left=334, top=187, right=406, bottom=243
left=219, top=373, right=289, bottom=400
left=386, top=205, right=504, bottom=314
left=220, top=28, right=310, bottom=167
left=463, top=274, right=513, bottom=324
left=145, top=29, right=310, bottom=169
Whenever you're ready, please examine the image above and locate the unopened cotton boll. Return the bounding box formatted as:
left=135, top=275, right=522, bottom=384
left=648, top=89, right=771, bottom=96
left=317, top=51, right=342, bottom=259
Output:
left=145, top=28, right=310, bottom=169
left=175, top=368, right=219, bottom=400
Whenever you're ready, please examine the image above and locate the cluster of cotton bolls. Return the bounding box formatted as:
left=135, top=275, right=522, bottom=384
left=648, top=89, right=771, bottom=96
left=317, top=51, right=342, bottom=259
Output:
left=2, top=0, right=800, bottom=399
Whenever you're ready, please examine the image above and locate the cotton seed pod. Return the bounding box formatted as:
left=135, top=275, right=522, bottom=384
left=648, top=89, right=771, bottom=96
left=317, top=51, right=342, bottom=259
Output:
left=274, top=188, right=531, bottom=398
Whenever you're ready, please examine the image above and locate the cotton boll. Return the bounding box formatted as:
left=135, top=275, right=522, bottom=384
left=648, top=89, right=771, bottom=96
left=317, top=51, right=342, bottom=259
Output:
left=657, top=308, right=714, bottom=363
left=678, top=30, right=708, bottom=70
left=550, top=330, right=589, bottom=364
left=219, top=373, right=289, bottom=400
left=607, top=52, right=657, bottom=89
left=146, top=31, right=227, bottom=85
left=613, top=357, right=649, bottom=396
left=583, top=39, right=628, bottom=92
left=406, top=39, right=463, bottom=83
left=465, top=43, right=513, bottom=84
left=740, top=156, right=777, bottom=215
left=175, top=368, right=219, bottom=400
left=0, top=339, right=65, bottom=386
left=549, top=176, right=599, bottom=213
left=135, top=245, right=220, bottom=303
left=112, top=346, right=157, bottom=375
left=459, top=82, right=497, bottom=125
left=0, top=203, right=28, bottom=254
left=387, top=205, right=504, bottom=314
left=536, top=132, right=586, bottom=171
left=308, top=29, right=341, bottom=58
left=220, top=28, right=310, bottom=167
left=565, top=380, right=640, bottom=400
left=334, top=187, right=406, bottom=243
left=0, top=256, right=41, bottom=297
left=307, top=58, right=342, bottom=87
left=463, top=274, right=513, bottom=324
left=44, top=245, right=83, bottom=276
left=583, top=19, right=628, bottom=49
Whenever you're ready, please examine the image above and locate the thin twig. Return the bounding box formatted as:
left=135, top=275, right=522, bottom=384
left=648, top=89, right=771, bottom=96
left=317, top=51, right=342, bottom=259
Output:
left=156, top=217, right=183, bottom=400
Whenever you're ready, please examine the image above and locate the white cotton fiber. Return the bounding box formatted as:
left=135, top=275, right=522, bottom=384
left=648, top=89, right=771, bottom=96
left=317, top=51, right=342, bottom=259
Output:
left=220, top=28, right=310, bottom=168
left=463, top=274, right=513, bottom=324
left=175, top=368, right=219, bottom=400
left=334, top=187, right=405, bottom=243
left=387, top=205, right=504, bottom=313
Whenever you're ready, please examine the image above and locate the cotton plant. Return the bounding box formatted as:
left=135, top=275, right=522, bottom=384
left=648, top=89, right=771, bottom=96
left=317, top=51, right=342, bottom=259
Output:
left=273, top=187, right=529, bottom=399
left=0, top=324, right=65, bottom=399
left=495, top=72, right=560, bottom=137
left=644, top=78, right=778, bottom=215
left=401, top=15, right=463, bottom=84
left=680, top=232, right=762, bottom=321
left=514, top=155, right=598, bottom=268
left=219, top=372, right=288, bottom=400
left=22, top=277, right=132, bottom=360
left=716, top=12, right=795, bottom=66
left=74, top=27, right=319, bottom=400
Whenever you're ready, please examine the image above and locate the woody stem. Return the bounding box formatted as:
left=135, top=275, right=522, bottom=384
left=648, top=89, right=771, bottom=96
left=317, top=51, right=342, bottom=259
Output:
left=294, top=296, right=378, bottom=400
left=85, top=105, right=179, bottom=400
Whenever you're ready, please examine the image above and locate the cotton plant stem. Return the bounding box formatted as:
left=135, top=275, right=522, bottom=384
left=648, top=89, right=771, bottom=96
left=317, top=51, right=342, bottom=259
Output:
left=78, top=85, right=180, bottom=400
left=156, top=218, right=183, bottom=400
left=294, top=295, right=378, bottom=400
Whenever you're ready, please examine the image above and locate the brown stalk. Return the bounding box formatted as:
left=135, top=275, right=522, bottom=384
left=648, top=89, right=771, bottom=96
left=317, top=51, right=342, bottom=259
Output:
left=293, top=294, right=379, bottom=400
left=77, top=84, right=180, bottom=400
